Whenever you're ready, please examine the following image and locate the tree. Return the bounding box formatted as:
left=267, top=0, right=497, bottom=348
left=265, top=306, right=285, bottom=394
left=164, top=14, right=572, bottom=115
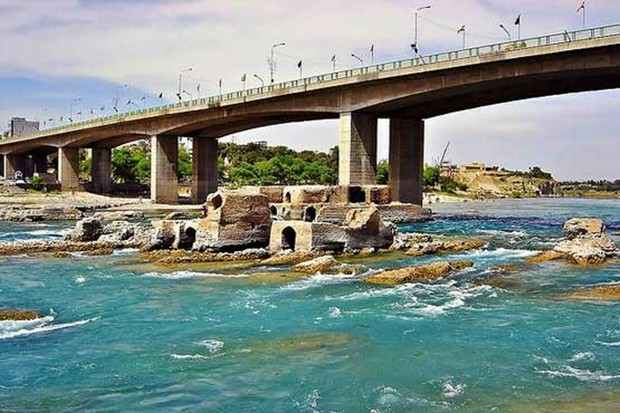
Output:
left=376, top=160, right=389, bottom=184
left=423, top=166, right=440, bottom=187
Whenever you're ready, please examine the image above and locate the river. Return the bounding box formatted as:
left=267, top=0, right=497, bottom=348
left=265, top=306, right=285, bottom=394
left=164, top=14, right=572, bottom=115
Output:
left=0, top=198, right=618, bottom=412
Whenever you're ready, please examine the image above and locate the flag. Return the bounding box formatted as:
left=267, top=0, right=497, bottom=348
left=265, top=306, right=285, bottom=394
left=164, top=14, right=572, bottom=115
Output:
left=68, top=117, right=73, bottom=123
left=140, top=96, right=146, bottom=101
left=197, top=83, right=201, bottom=92
left=76, top=111, right=82, bottom=115
left=158, top=92, right=163, bottom=99
left=59, top=116, right=64, bottom=121
left=370, top=44, right=374, bottom=53
left=457, top=25, right=465, bottom=33
left=576, top=1, right=585, bottom=13
left=219, top=79, right=222, bottom=88
left=241, top=74, right=246, bottom=82
left=126, top=99, right=132, bottom=105
left=514, top=14, right=521, bottom=25
left=331, top=54, right=336, bottom=62
left=113, top=106, right=118, bottom=113
left=297, top=60, right=302, bottom=69
left=100, top=106, right=105, bottom=111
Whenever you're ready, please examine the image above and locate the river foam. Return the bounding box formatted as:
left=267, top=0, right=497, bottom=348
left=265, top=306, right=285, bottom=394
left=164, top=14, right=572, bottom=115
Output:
left=0, top=316, right=99, bottom=340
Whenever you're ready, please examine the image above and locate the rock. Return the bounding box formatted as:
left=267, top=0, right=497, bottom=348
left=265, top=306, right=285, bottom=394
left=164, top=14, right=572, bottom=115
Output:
left=144, top=248, right=270, bottom=264
left=145, top=221, right=177, bottom=251
left=98, top=221, right=136, bottom=243
left=261, top=250, right=320, bottom=266
left=82, top=248, right=114, bottom=256
left=490, top=264, right=522, bottom=273
left=404, top=239, right=485, bottom=256
left=526, top=250, right=567, bottom=264
left=65, top=218, right=103, bottom=242
left=554, top=237, right=615, bottom=265
left=551, top=218, right=617, bottom=265
left=292, top=255, right=340, bottom=274
left=0, top=309, right=43, bottom=320
left=0, top=206, right=84, bottom=222
left=163, top=211, right=188, bottom=220
left=364, top=261, right=474, bottom=285
left=563, top=218, right=605, bottom=239
left=92, top=210, right=145, bottom=221
left=560, top=284, right=620, bottom=301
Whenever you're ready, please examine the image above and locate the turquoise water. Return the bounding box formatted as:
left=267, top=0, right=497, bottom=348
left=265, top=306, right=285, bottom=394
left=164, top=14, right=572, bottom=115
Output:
left=0, top=198, right=618, bottom=412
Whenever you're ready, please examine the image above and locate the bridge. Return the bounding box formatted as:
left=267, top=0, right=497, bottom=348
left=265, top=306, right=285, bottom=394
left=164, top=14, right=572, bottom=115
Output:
left=1, top=25, right=619, bottom=204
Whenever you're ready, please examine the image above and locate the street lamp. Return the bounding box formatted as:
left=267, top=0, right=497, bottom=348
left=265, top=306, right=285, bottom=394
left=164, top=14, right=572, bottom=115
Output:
left=113, top=83, right=128, bottom=113
left=253, top=74, right=265, bottom=87
left=414, top=5, right=431, bottom=54
left=499, top=24, right=511, bottom=40
left=70, top=98, right=81, bottom=122
left=270, top=42, right=285, bottom=84
left=351, top=53, right=364, bottom=66
left=178, top=67, right=193, bottom=97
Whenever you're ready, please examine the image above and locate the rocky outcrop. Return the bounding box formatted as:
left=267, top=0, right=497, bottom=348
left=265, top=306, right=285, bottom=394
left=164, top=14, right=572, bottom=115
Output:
left=142, top=248, right=270, bottom=264
left=260, top=250, right=321, bottom=266
left=553, top=218, right=617, bottom=265
left=292, top=255, right=340, bottom=274
left=526, top=250, right=567, bottom=264
left=0, top=206, right=84, bottom=222
left=405, top=239, right=485, bottom=256
left=92, top=210, right=145, bottom=221
left=65, top=217, right=103, bottom=242
left=0, top=309, right=43, bottom=320
left=559, top=284, right=620, bottom=301
left=364, top=261, right=474, bottom=285
left=0, top=240, right=139, bottom=256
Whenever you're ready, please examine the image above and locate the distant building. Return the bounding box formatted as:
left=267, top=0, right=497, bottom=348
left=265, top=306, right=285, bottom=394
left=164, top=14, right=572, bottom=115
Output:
left=255, top=140, right=268, bottom=149
left=6, top=117, right=39, bottom=137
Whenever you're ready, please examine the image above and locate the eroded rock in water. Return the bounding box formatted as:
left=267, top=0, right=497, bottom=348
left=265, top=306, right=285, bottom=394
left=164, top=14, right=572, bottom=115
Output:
left=292, top=255, right=340, bottom=274
left=364, top=261, right=474, bottom=286
left=65, top=217, right=103, bottom=242
left=344, top=206, right=394, bottom=251
left=405, top=239, right=486, bottom=256
left=260, top=250, right=321, bottom=266
left=0, top=309, right=43, bottom=320
left=552, top=218, right=617, bottom=265
left=559, top=283, right=620, bottom=301
left=526, top=250, right=568, bottom=264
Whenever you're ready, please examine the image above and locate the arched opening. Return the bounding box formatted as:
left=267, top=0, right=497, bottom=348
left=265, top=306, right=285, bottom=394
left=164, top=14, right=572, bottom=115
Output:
left=179, top=227, right=197, bottom=250
left=209, top=194, right=223, bottom=209
left=281, top=227, right=296, bottom=251
left=270, top=205, right=278, bottom=215
left=284, top=192, right=291, bottom=203
left=349, top=186, right=366, bottom=203
left=304, top=206, right=316, bottom=222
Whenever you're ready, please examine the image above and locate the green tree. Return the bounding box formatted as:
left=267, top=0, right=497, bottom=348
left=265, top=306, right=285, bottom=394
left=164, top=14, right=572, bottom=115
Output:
left=376, top=160, right=389, bottom=184
left=423, top=166, right=440, bottom=187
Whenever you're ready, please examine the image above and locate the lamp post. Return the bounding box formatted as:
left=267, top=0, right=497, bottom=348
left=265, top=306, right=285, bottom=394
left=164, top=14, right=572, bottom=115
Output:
left=351, top=53, right=364, bottom=66
left=499, top=24, right=511, bottom=40
left=270, top=42, right=285, bottom=84
left=253, top=74, right=265, bottom=87
left=70, top=98, right=81, bottom=122
left=414, top=5, right=431, bottom=53
left=178, top=67, right=193, bottom=98
left=113, top=83, right=128, bottom=113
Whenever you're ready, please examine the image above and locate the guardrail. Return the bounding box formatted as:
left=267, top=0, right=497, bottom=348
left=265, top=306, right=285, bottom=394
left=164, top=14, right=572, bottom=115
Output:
left=7, top=23, right=620, bottom=140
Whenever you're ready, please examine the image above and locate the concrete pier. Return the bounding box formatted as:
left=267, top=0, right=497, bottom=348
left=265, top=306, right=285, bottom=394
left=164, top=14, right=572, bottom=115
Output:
left=339, top=112, right=377, bottom=186
left=4, top=154, right=31, bottom=179
left=91, top=148, right=112, bottom=194
left=32, top=154, right=47, bottom=175
left=192, top=138, right=218, bottom=204
left=151, top=135, right=178, bottom=204
left=389, top=118, right=424, bottom=205
left=58, top=147, right=80, bottom=192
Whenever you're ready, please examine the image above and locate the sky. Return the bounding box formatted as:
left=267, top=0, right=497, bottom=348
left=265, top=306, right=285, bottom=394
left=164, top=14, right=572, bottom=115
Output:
left=0, top=0, right=618, bottom=180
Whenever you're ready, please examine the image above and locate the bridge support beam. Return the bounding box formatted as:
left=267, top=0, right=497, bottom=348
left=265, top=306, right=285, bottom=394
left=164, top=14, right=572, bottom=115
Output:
left=339, top=112, right=377, bottom=186
left=4, top=154, right=30, bottom=179
left=192, top=138, right=218, bottom=204
left=91, top=148, right=112, bottom=194
left=58, top=147, right=80, bottom=192
left=151, top=135, right=178, bottom=204
left=0, top=155, right=4, bottom=178
left=389, top=118, right=424, bottom=205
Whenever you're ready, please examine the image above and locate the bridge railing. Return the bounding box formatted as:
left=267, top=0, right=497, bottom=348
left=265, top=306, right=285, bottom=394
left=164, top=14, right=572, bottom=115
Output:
left=14, top=23, right=620, bottom=139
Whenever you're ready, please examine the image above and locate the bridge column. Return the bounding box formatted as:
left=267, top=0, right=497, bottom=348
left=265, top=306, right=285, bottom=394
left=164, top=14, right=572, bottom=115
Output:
left=389, top=118, right=424, bottom=205
left=91, top=148, right=112, bottom=194
left=339, top=112, right=377, bottom=185
left=150, top=135, right=178, bottom=204
left=0, top=155, right=4, bottom=178
left=58, top=147, right=80, bottom=192
left=4, top=154, right=27, bottom=179
left=192, top=138, right=218, bottom=204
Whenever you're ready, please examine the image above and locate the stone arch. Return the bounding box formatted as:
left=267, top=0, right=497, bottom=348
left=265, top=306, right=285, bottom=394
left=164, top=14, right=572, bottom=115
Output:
left=304, top=206, right=316, bottom=222
left=282, top=227, right=297, bottom=251
left=270, top=205, right=278, bottom=215
left=178, top=226, right=197, bottom=250
left=284, top=192, right=292, bottom=203
left=349, top=186, right=366, bottom=203
left=209, top=194, right=223, bottom=209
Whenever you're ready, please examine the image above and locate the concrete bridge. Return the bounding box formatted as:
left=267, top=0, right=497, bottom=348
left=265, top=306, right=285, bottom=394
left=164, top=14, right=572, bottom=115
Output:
left=1, top=25, right=619, bottom=204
